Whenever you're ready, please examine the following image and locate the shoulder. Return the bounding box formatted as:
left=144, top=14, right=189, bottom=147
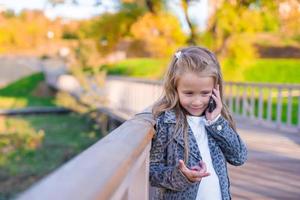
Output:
left=151, top=111, right=170, bottom=145
left=153, top=110, right=175, bottom=139
left=154, top=111, right=167, bottom=130
left=154, top=109, right=177, bottom=127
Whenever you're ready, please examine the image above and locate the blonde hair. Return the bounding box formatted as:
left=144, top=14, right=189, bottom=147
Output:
left=152, top=46, right=236, bottom=163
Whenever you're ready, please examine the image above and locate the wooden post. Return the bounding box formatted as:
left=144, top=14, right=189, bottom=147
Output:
left=267, top=87, right=272, bottom=122
left=250, top=86, right=255, bottom=119
left=235, top=85, right=240, bottom=115
left=277, top=87, right=283, bottom=128
left=287, top=88, right=292, bottom=126
left=258, top=88, right=263, bottom=122
left=298, top=93, right=300, bottom=131
left=242, top=86, right=247, bottom=118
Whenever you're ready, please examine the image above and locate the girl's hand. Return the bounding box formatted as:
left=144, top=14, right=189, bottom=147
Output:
left=205, top=84, right=223, bottom=121
left=178, top=160, right=210, bottom=182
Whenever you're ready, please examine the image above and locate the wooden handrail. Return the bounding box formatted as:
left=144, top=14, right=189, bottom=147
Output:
left=43, top=67, right=300, bottom=133
left=16, top=111, right=155, bottom=200
left=105, top=77, right=300, bottom=133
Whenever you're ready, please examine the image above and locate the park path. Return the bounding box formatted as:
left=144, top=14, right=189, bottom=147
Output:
left=230, top=119, right=300, bottom=199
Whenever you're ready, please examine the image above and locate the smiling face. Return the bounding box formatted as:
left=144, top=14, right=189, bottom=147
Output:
left=177, top=72, right=215, bottom=116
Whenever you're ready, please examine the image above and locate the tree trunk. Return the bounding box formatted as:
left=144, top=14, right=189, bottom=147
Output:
left=145, top=0, right=155, bottom=13
left=181, top=0, right=197, bottom=45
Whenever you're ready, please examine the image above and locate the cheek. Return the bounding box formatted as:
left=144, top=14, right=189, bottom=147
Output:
left=178, top=94, right=189, bottom=105
left=178, top=93, right=184, bottom=103
left=202, top=96, right=211, bottom=104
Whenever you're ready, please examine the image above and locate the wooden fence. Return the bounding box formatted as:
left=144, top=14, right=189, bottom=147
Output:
left=105, top=76, right=300, bottom=133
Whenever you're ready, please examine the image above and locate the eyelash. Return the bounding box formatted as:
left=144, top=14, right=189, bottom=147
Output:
left=184, top=93, right=210, bottom=96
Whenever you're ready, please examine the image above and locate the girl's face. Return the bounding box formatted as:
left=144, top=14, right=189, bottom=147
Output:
left=177, top=72, right=215, bottom=116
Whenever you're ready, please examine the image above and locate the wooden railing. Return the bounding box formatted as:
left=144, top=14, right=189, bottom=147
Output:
left=105, top=76, right=300, bottom=133
left=105, top=76, right=162, bottom=116
left=17, top=73, right=299, bottom=200
left=44, top=66, right=299, bottom=133
left=224, top=82, right=300, bottom=133
left=17, top=111, right=155, bottom=200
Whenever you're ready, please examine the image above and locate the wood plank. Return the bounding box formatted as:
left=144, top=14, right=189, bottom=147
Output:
left=229, top=121, right=300, bottom=199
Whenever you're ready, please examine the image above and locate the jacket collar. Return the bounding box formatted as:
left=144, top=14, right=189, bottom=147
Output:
left=163, top=109, right=202, bottom=162
left=163, top=109, right=177, bottom=124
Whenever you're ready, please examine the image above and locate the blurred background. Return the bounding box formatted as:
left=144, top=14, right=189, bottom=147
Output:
left=0, top=0, right=299, bottom=199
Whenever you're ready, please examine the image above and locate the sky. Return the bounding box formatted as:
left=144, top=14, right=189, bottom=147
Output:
left=169, top=0, right=209, bottom=32
left=0, top=0, right=117, bottom=19
left=0, top=0, right=209, bottom=32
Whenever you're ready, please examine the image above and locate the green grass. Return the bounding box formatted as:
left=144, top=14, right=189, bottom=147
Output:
left=0, top=73, right=56, bottom=109
left=0, top=73, right=44, bottom=96
left=0, top=114, right=101, bottom=199
left=103, top=58, right=168, bottom=79
left=0, top=72, right=102, bottom=199
left=104, top=58, right=300, bottom=84
left=244, top=59, right=300, bottom=83
left=231, top=97, right=299, bottom=125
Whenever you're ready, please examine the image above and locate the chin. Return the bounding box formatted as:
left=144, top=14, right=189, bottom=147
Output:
left=188, top=110, right=205, bottom=116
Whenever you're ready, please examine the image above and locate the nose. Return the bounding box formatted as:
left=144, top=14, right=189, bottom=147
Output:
left=191, top=96, right=204, bottom=107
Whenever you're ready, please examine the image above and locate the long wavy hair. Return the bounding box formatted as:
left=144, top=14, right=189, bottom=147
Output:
left=152, top=46, right=236, bottom=163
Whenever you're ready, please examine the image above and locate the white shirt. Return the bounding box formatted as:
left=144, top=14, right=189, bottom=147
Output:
left=187, top=115, right=222, bottom=200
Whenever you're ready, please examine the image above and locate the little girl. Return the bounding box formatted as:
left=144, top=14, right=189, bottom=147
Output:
left=150, top=46, right=247, bottom=200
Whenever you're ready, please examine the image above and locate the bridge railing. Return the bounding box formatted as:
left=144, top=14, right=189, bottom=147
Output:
left=105, top=76, right=300, bottom=133
left=41, top=60, right=299, bottom=134
left=20, top=73, right=299, bottom=200
left=105, top=76, right=163, bottom=116
left=17, top=112, right=155, bottom=200
left=224, top=82, right=300, bottom=133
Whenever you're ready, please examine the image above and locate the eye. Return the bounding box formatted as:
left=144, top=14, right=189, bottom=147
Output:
left=183, top=91, right=193, bottom=96
left=201, top=92, right=210, bottom=97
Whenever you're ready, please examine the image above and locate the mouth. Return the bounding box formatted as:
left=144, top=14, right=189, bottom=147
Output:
left=190, top=107, right=203, bottom=111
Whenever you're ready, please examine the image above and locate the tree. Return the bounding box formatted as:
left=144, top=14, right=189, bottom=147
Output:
left=83, top=4, right=144, bottom=54
left=197, top=1, right=283, bottom=82
left=123, top=0, right=199, bottom=45
left=180, top=0, right=199, bottom=45
left=121, top=0, right=165, bottom=14
left=130, top=12, right=187, bottom=57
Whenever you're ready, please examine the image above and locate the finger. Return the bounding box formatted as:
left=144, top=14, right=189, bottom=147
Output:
left=189, top=172, right=210, bottom=181
left=187, top=169, right=203, bottom=179
left=188, top=169, right=199, bottom=176
left=178, top=159, right=188, bottom=172
left=213, top=85, right=221, bottom=97
left=200, top=172, right=210, bottom=178
left=191, top=166, right=201, bottom=171
left=200, top=161, right=207, bottom=172
left=211, top=93, right=222, bottom=108
left=211, top=93, right=218, bottom=101
left=193, top=172, right=211, bottom=182
left=211, top=91, right=221, bottom=103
